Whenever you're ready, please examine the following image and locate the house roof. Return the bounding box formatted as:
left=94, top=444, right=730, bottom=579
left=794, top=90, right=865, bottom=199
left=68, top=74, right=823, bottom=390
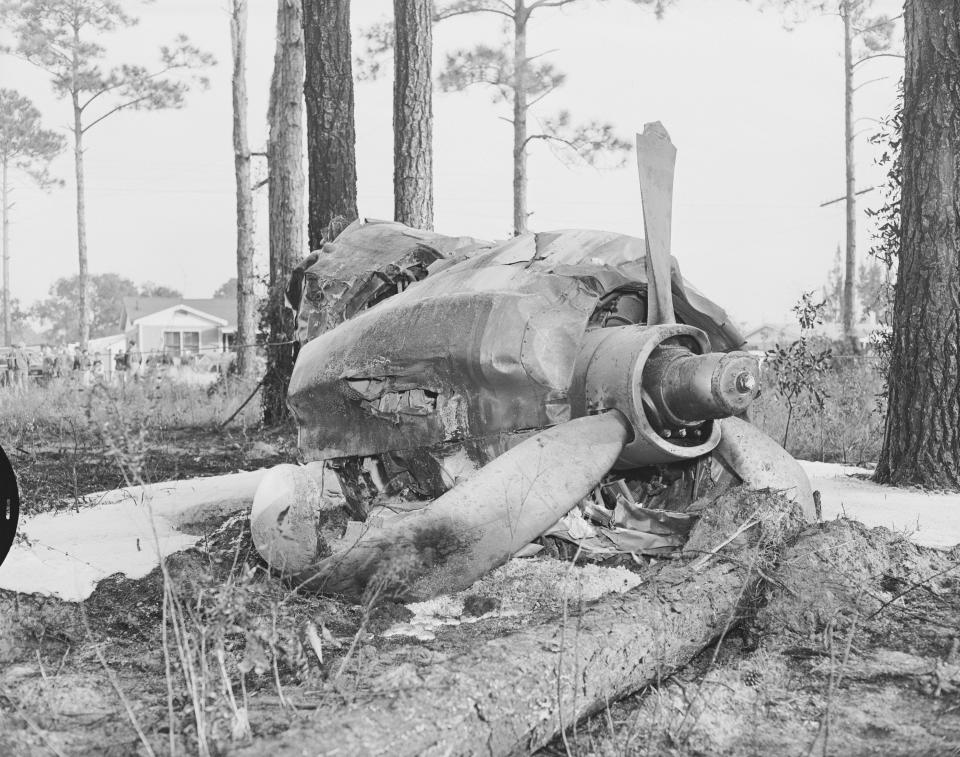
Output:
left=88, top=333, right=127, bottom=352
left=121, top=297, right=237, bottom=329
left=742, top=320, right=879, bottom=348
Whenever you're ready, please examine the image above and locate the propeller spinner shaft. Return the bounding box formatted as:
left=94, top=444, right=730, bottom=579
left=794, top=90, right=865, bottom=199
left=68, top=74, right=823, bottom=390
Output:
left=572, top=323, right=761, bottom=468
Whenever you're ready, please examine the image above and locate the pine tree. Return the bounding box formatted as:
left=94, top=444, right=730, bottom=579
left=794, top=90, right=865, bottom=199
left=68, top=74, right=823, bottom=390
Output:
left=2, top=0, right=213, bottom=349
left=303, top=0, right=358, bottom=248
left=229, top=0, right=257, bottom=377
left=263, top=0, right=306, bottom=423
left=393, top=0, right=434, bottom=230
left=0, top=89, right=64, bottom=346
left=874, top=0, right=960, bottom=489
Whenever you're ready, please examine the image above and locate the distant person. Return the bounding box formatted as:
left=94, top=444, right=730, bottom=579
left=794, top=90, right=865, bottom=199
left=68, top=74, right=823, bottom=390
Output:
left=128, top=341, right=142, bottom=381
left=40, top=345, right=54, bottom=380
left=92, top=352, right=104, bottom=381
left=115, top=349, right=128, bottom=385
left=52, top=347, right=66, bottom=379
left=2, top=349, right=13, bottom=390
left=10, top=342, right=28, bottom=393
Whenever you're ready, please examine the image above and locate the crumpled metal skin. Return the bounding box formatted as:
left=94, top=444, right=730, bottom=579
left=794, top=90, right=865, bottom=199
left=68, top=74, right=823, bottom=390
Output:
left=293, top=221, right=491, bottom=343
left=287, top=220, right=745, bottom=469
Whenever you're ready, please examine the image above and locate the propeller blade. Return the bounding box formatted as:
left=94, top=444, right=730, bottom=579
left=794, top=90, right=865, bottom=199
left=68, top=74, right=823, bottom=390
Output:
left=293, top=412, right=630, bottom=602
left=250, top=462, right=346, bottom=574
left=636, top=121, right=677, bottom=325
left=714, top=416, right=815, bottom=522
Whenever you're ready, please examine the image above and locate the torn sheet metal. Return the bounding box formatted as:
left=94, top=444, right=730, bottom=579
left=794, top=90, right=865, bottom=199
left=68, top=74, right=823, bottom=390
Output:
left=288, top=220, right=745, bottom=465
left=542, top=475, right=698, bottom=557
left=293, top=219, right=492, bottom=344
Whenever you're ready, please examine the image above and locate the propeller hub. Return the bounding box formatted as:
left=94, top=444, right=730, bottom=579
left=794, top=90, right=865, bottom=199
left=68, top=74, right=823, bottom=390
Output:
left=570, top=323, right=761, bottom=468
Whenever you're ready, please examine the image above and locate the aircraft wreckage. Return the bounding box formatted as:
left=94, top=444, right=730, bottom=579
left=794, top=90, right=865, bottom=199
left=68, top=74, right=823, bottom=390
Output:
left=249, top=122, right=813, bottom=602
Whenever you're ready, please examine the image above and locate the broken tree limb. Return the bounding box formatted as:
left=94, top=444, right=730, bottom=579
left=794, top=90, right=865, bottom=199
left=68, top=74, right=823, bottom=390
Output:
left=237, top=487, right=805, bottom=757
left=219, top=375, right=267, bottom=429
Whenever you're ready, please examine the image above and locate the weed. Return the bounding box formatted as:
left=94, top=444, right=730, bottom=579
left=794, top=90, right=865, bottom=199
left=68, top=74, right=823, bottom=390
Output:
left=752, top=356, right=886, bottom=465
left=0, top=374, right=264, bottom=444
left=763, top=293, right=833, bottom=450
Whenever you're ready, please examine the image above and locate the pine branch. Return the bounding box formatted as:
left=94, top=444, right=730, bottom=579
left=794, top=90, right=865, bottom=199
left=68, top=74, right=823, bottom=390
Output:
left=528, top=0, right=579, bottom=11
left=80, top=93, right=156, bottom=133
left=852, top=52, right=904, bottom=68
left=434, top=1, right=513, bottom=21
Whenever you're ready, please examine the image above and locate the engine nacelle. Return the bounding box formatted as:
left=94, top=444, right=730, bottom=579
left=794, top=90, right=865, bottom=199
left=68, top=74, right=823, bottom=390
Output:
left=287, top=223, right=758, bottom=479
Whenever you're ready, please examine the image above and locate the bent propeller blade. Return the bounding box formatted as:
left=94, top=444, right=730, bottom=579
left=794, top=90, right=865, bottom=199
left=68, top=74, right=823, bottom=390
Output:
left=636, top=121, right=677, bottom=325
left=291, top=412, right=631, bottom=602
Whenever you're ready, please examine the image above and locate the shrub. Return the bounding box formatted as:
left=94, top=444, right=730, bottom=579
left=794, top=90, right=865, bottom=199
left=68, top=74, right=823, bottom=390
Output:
left=752, top=355, right=885, bottom=466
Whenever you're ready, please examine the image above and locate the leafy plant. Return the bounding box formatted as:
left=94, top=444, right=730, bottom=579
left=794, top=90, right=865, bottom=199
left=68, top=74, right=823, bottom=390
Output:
left=865, top=85, right=902, bottom=372
left=766, top=292, right=833, bottom=448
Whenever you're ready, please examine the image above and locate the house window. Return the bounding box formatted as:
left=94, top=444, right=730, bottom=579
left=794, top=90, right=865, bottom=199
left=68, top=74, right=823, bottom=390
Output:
left=163, top=331, right=201, bottom=356
left=163, top=331, right=181, bottom=355
left=182, top=332, right=200, bottom=355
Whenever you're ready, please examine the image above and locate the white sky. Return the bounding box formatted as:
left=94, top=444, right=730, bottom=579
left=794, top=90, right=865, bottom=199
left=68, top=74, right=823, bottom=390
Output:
left=0, top=0, right=903, bottom=327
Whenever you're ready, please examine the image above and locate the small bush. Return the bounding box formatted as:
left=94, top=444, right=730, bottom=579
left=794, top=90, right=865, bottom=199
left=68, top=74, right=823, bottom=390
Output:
left=752, top=355, right=886, bottom=466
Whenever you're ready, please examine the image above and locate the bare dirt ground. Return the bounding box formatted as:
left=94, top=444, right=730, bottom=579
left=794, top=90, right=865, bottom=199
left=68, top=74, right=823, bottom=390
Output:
left=541, top=521, right=960, bottom=757
left=11, top=425, right=293, bottom=516
left=1, top=424, right=959, bottom=756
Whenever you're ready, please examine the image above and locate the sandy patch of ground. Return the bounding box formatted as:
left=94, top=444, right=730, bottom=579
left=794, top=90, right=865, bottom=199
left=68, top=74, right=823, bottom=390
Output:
left=802, top=459, right=960, bottom=549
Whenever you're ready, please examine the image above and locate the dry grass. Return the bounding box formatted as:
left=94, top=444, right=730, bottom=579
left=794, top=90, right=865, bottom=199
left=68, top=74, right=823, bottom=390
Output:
left=2, top=374, right=271, bottom=516
left=0, top=373, right=264, bottom=444
left=751, top=356, right=886, bottom=466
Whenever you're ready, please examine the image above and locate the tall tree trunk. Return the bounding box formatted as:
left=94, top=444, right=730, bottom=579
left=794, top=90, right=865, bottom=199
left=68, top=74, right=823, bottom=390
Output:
left=512, top=1, right=528, bottom=236
left=231, top=0, right=257, bottom=378
left=303, top=0, right=358, bottom=249
left=263, top=0, right=306, bottom=426
left=841, top=1, right=860, bottom=353
left=2, top=157, right=9, bottom=347
left=874, top=0, right=960, bottom=490
left=73, top=94, right=90, bottom=350
left=393, top=0, right=433, bottom=230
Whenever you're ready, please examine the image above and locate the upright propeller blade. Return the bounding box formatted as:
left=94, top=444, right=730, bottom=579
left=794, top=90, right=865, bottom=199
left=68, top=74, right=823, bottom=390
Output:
left=636, top=121, right=677, bottom=325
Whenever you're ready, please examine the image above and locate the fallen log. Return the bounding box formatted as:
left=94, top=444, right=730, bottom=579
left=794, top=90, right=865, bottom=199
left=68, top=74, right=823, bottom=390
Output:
left=237, top=487, right=805, bottom=757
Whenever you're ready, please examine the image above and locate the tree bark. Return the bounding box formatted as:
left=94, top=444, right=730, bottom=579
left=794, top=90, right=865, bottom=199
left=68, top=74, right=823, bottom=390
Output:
left=2, top=157, right=9, bottom=347
left=512, top=1, right=528, bottom=236
left=393, top=0, right=433, bottom=230
left=263, top=0, right=306, bottom=425
left=303, top=0, right=358, bottom=249
left=875, top=0, right=960, bottom=490
left=231, top=0, right=258, bottom=378
left=841, top=1, right=860, bottom=353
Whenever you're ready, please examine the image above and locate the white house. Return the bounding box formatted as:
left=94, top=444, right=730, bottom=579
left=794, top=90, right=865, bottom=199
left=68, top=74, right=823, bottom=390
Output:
left=120, top=297, right=237, bottom=358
